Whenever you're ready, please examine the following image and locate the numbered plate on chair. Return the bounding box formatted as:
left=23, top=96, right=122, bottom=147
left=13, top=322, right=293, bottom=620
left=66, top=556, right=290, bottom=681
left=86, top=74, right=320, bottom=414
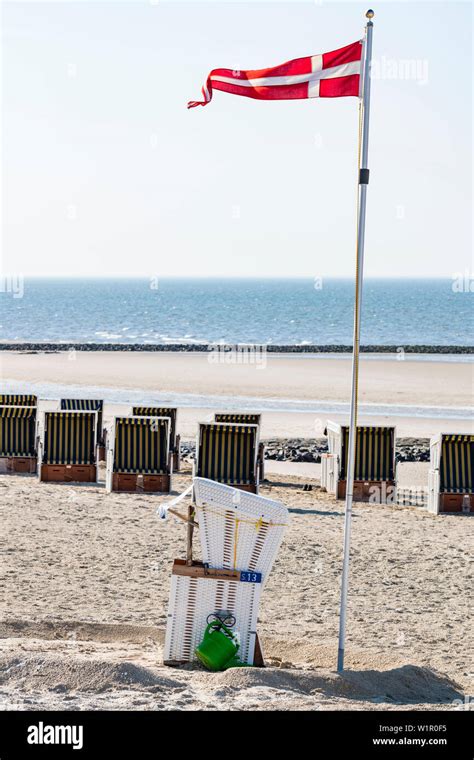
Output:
left=239, top=571, right=262, bottom=584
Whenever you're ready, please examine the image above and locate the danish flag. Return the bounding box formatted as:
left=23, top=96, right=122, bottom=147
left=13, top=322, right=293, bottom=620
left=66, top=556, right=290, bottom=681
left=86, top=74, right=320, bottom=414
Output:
left=188, top=40, right=363, bottom=109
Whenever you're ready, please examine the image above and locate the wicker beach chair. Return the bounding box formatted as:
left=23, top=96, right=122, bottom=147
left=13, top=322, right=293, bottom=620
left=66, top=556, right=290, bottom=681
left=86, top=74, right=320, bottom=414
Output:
left=214, top=413, right=265, bottom=480
left=428, top=434, right=474, bottom=514
left=132, top=406, right=180, bottom=471
left=161, top=479, right=289, bottom=667
left=321, top=421, right=396, bottom=503
left=106, top=415, right=172, bottom=493
left=195, top=422, right=260, bottom=493
left=38, top=410, right=99, bottom=482
left=0, top=404, right=37, bottom=474
left=61, top=398, right=105, bottom=460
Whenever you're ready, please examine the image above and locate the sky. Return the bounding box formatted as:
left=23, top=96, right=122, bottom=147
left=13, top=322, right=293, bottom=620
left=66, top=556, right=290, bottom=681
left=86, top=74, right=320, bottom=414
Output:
left=1, top=0, right=472, bottom=278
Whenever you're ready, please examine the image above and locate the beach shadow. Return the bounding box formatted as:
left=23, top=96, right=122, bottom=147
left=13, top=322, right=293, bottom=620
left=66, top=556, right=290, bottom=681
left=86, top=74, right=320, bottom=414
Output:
left=333, top=665, right=464, bottom=705
left=216, top=663, right=464, bottom=706
left=289, top=507, right=342, bottom=517
left=38, top=480, right=106, bottom=490
left=264, top=479, right=318, bottom=489
left=0, top=619, right=164, bottom=645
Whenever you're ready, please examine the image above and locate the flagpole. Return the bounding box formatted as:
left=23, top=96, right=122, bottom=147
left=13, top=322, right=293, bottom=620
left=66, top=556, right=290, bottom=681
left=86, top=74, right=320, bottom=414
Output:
left=337, top=9, right=374, bottom=673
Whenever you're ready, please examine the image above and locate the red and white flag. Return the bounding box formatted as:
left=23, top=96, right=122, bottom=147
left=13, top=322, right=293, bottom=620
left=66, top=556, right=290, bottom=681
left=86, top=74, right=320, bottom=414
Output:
left=188, top=40, right=363, bottom=109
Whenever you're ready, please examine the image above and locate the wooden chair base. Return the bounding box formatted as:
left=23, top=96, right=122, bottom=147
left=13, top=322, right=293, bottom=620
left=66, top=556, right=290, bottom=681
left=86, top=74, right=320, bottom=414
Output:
left=0, top=456, right=37, bottom=475
left=439, top=492, right=474, bottom=513
left=111, top=472, right=170, bottom=493
left=337, top=479, right=396, bottom=503
left=40, top=464, right=97, bottom=483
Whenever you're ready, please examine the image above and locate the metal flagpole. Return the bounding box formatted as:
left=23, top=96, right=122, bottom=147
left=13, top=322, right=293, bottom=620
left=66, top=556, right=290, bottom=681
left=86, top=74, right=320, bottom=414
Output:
left=337, top=9, right=375, bottom=673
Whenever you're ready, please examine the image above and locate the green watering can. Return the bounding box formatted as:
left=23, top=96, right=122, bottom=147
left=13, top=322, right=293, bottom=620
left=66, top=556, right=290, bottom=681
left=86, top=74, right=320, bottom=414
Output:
left=195, top=616, right=240, bottom=672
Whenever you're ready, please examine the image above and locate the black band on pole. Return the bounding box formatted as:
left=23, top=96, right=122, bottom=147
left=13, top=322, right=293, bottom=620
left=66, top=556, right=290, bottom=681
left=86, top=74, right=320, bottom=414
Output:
left=359, top=168, right=370, bottom=184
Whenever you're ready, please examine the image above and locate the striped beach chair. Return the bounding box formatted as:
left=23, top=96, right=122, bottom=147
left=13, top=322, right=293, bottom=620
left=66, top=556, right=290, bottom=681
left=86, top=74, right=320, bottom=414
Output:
left=38, top=410, right=98, bottom=482
left=0, top=405, right=37, bottom=473
left=428, top=434, right=474, bottom=514
left=321, top=421, right=396, bottom=503
left=61, top=398, right=105, bottom=460
left=132, top=407, right=180, bottom=471
left=106, top=416, right=172, bottom=493
left=195, top=423, right=259, bottom=493
left=214, top=413, right=265, bottom=480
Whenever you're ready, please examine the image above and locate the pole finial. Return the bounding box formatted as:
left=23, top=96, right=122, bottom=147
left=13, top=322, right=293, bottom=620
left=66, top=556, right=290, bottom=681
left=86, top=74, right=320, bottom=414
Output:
left=366, top=9, right=375, bottom=19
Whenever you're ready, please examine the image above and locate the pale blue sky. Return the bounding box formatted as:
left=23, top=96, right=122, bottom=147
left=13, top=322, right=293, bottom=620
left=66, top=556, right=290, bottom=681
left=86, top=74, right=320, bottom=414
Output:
left=2, top=1, right=472, bottom=277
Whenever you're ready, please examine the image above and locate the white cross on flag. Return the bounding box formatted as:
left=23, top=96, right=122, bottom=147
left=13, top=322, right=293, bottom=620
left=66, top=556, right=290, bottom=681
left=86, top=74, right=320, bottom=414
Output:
left=188, top=40, right=363, bottom=108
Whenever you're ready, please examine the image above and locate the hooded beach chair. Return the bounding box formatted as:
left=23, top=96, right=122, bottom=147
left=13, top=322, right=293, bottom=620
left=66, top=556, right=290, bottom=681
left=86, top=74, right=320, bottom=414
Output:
left=106, top=415, right=172, bottom=493
left=428, top=434, right=474, bottom=514
left=214, top=413, right=265, bottom=480
left=132, top=407, right=180, bottom=471
left=38, top=410, right=98, bottom=482
left=161, top=478, right=289, bottom=667
left=61, top=398, right=105, bottom=460
left=0, top=405, right=37, bottom=473
left=195, top=422, right=259, bottom=493
left=321, top=421, right=396, bottom=503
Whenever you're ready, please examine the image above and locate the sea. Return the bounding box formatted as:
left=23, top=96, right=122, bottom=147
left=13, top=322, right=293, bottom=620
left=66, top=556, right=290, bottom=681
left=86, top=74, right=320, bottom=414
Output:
left=1, top=277, right=472, bottom=420
left=1, top=277, right=473, bottom=347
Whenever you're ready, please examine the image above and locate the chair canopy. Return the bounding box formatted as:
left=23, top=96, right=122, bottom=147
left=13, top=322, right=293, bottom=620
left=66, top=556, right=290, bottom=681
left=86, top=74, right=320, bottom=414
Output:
left=113, top=416, right=170, bottom=474
left=215, top=413, right=261, bottom=426
left=197, top=423, right=258, bottom=486
left=61, top=399, right=104, bottom=443
left=132, top=407, right=177, bottom=446
left=439, top=435, right=474, bottom=493
left=0, top=394, right=37, bottom=406
left=340, top=425, right=395, bottom=481
left=0, top=406, right=36, bottom=457
left=43, top=411, right=96, bottom=465
left=61, top=398, right=103, bottom=411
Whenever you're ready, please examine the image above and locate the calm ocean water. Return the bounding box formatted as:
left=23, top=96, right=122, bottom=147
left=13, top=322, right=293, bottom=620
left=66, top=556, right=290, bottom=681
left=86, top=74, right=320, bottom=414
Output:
left=0, top=278, right=472, bottom=346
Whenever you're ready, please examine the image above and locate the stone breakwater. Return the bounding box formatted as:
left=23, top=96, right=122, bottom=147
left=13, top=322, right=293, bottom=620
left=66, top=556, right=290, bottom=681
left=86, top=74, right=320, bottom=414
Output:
left=1, top=343, right=473, bottom=354
left=180, top=438, right=430, bottom=464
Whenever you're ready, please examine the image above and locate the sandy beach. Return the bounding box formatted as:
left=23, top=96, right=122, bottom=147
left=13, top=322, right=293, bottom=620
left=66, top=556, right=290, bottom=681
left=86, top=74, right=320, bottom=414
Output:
left=1, top=351, right=473, bottom=438
left=1, top=464, right=472, bottom=711
left=1, top=350, right=473, bottom=711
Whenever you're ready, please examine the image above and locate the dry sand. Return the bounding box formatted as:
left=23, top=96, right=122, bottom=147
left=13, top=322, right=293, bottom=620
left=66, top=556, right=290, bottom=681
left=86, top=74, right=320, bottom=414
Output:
left=1, top=465, right=472, bottom=711
left=2, top=351, right=473, bottom=407
left=1, top=351, right=473, bottom=437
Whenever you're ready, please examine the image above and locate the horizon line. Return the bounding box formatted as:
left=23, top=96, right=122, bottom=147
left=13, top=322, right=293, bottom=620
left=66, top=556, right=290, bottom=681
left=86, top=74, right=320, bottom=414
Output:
left=0, top=274, right=465, bottom=281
